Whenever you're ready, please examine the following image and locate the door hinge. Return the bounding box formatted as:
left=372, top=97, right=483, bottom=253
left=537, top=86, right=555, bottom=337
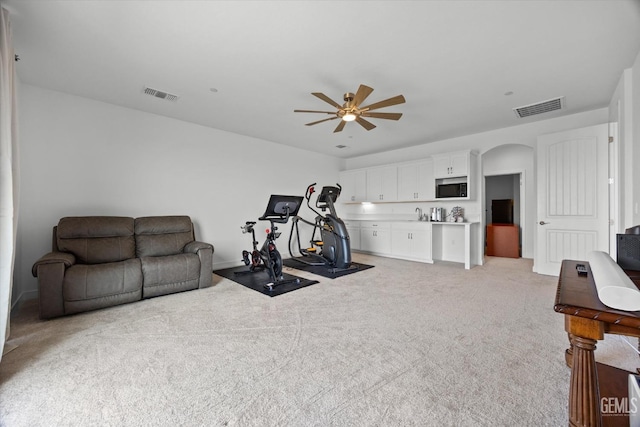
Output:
left=609, top=136, right=614, bottom=143
left=608, top=178, right=614, bottom=185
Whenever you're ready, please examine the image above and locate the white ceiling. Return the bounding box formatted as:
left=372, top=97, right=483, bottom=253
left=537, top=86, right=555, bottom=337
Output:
left=5, top=0, right=640, bottom=158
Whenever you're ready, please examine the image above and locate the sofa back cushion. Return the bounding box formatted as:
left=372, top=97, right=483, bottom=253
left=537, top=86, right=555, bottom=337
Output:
left=56, top=216, right=136, bottom=264
left=135, top=216, right=194, bottom=257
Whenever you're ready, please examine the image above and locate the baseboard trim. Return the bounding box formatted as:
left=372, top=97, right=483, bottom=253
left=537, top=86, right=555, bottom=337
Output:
left=11, top=289, right=38, bottom=310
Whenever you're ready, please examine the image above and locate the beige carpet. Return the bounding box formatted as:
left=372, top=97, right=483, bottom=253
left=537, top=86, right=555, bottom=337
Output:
left=1, top=254, right=638, bottom=426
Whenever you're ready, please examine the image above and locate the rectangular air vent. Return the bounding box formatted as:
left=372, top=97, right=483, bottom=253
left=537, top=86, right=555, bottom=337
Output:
left=513, top=97, right=564, bottom=118
left=143, top=86, right=179, bottom=102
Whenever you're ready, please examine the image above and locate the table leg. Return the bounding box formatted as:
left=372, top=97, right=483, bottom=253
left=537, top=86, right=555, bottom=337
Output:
left=569, top=335, right=601, bottom=427
left=566, top=332, right=574, bottom=368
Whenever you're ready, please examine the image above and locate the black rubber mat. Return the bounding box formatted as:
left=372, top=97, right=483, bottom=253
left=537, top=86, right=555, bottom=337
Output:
left=213, top=265, right=319, bottom=297
left=282, top=258, right=374, bottom=279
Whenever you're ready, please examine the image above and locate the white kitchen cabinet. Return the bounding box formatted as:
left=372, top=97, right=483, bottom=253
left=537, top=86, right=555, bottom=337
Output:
left=366, top=166, right=397, bottom=202
left=343, top=220, right=361, bottom=251
left=359, top=222, right=391, bottom=255
left=391, top=222, right=432, bottom=262
left=432, top=151, right=470, bottom=178
left=339, top=169, right=367, bottom=203
left=397, top=160, right=435, bottom=201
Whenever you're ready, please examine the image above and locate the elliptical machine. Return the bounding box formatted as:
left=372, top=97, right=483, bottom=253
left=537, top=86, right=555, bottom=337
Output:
left=236, top=194, right=303, bottom=290
left=288, top=183, right=352, bottom=271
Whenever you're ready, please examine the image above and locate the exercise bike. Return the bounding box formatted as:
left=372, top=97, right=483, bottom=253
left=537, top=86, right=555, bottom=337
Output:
left=236, top=194, right=303, bottom=291
left=288, top=183, right=352, bottom=272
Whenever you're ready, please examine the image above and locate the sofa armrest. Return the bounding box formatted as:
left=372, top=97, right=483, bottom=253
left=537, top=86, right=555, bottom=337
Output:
left=32, top=252, right=76, bottom=277
left=32, top=252, right=75, bottom=319
left=184, top=241, right=214, bottom=288
left=183, top=241, right=213, bottom=255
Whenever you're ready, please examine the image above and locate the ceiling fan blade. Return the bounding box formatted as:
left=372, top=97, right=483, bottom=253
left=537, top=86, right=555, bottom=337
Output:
left=311, top=92, right=343, bottom=109
left=360, top=112, right=403, bottom=120
left=306, top=116, right=339, bottom=126
left=361, top=94, right=406, bottom=112
left=333, top=120, right=347, bottom=133
left=294, top=109, right=337, bottom=114
left=351, top=84, right=374, bottom=108
left=356, top=116, right=376, bottom=131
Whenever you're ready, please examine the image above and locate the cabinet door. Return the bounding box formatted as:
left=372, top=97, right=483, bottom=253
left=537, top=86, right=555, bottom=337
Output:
left=380, top=166, right=398, bottom=201
left=339, top=170, right=367, bottom=202
left=409, top=228, right=431, bottom=261
left=449, top=152, right=468, bottom=177
left=361, top=227, right=391, bottom=254
left=432, top=154, right=451, bottom=178
left=391, top=229, right=413, bottom=258
left=366, top=166, right=397, bottom=202
left=353, top=170, right=367, bottom=202
left=416, top=160, right=434, bottom=200
left=371, top=229, right=391, bottom=254
left=397, top=163, right=418, bottom=201
left=366, top=169, right=383, bottom=201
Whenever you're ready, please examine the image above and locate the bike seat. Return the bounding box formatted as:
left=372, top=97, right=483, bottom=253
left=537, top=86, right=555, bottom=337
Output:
left=246, top=221, right=256, bottom=225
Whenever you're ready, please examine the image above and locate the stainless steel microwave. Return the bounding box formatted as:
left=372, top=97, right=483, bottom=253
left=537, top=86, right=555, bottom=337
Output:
left=436, top=183, right=467, bottom=198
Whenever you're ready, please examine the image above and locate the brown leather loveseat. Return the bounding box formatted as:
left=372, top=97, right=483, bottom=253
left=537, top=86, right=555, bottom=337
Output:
left=32, top=215, right=214, bottom=319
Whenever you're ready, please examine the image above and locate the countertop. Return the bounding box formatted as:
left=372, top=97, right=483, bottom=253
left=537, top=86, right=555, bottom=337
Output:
left=344, top=218, right=478, bottom=224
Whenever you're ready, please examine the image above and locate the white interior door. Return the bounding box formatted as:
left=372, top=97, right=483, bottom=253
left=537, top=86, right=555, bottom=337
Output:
left=535, top=124, right=609, bottom=276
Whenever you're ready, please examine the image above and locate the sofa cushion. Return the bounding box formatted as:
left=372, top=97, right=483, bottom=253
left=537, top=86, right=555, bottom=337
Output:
left=57, top=216, right=135, bottom=264
left=140, top=253, right=200, bottom=298
left=63, top=258, right=142, bottom=301
left=135, top=216, right=194, bottom=257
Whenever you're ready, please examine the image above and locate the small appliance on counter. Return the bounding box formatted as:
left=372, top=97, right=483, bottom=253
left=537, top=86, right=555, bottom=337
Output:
left=430, top=207, right=444, bottom=222
left=451, top=206, right=464, bottom=222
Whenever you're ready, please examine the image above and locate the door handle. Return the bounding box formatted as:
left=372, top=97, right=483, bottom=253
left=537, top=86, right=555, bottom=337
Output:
left=539, top=221, right=549, bottom=225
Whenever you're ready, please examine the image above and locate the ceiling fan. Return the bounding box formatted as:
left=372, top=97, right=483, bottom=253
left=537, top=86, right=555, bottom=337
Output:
left=294, top=84, right=406, bottom=133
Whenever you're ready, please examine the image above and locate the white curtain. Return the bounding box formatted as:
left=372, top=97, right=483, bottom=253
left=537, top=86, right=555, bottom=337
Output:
left=0, top=6, right=19, bottom=363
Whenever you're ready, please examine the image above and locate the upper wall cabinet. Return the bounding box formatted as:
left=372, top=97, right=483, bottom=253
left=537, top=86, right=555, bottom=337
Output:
left=432, top=151, right=470, bottom=178
left=366, top=165, right=397, bottom=202
left=397, top=160, right=435, bottom=201
left=339, top=169, right=367, bottom=202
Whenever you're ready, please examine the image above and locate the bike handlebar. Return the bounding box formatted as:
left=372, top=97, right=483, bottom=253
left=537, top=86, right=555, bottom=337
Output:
left=305, top=183, right=317, bottom=200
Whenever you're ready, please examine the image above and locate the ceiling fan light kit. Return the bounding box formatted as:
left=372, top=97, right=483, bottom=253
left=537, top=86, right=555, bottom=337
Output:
left=294, top=84, right=405, bottom=133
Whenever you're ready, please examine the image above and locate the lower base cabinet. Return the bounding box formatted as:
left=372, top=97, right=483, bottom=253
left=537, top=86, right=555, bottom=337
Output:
left=355, top=221, right=432, bottom=263
left=390, top=223, right=431, bottom=262
left=360, top=222, right=391, bottom=255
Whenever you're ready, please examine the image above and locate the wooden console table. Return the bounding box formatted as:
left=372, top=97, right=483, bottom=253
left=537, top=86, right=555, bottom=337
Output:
left=554, top=260, right=640, bottom=427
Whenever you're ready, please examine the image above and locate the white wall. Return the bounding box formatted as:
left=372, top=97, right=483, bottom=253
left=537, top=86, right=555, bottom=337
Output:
left=608, top=47, right=640, bottom=232
left=610, top=68, right=634, bottom=230
left=14, top=84, right=342, bottom=303
left=632, top=50, right=640, bottom=227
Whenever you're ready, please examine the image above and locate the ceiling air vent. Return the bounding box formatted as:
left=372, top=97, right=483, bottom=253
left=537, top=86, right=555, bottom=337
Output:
left=513, top=97, right=564, bottom=118
left=143, top=86, right=179, bottom=102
